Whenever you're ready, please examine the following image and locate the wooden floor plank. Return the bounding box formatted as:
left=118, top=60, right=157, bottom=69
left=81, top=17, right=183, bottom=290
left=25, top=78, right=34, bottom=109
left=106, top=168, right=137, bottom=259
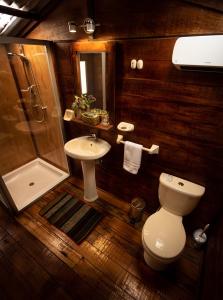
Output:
left=0, top=234, right=56, bottom=296
left=19, top=203, right=152, bottom=299
left=17, top=212, right=82, bottom=268
left=0, top=249, right=39, bottom=300
left=17, top=209, right=132, bottom=299
left=86, top=219, right=198, bottom=300
left=4, top=221, right=100, bottom=300
left=3, top=176, right=203, bottom=300
left=0, top=225, right=7, bottom=241
left=18, top=209, right=137, bottom=299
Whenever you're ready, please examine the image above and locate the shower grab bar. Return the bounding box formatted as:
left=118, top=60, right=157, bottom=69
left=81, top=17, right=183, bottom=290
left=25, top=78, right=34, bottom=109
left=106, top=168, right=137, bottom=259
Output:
left=116, top=134, right=159, bottom=154
left=20, top=84, right=36, bottom=93
left=21, top=88, right=30, bottom=93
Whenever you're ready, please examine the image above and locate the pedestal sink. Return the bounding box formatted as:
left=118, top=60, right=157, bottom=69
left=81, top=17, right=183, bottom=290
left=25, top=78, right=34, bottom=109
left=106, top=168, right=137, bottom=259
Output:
left=64, top=136, right=111, bottom=202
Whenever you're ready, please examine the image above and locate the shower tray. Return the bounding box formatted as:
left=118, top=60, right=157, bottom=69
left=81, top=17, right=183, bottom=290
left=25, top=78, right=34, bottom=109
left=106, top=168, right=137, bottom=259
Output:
left=2, top=158, right=69, bottom=211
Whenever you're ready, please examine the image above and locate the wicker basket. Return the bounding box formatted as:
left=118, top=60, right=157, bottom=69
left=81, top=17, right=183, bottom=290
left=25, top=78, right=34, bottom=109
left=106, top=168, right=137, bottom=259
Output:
left=81, top=112, right=100, bottom=126
left=90, top=109, right=108, bottom=118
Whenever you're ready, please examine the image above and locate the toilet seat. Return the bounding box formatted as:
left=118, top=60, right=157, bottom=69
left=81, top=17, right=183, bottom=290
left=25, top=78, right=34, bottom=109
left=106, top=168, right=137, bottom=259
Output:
left=142, top=208, right=186, bottom=259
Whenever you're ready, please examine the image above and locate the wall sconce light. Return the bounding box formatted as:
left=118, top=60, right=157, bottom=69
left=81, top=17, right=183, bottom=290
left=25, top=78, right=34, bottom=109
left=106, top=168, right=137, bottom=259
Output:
left=68, top=21, right=77, bottom=33
left=81, top=18, right=95, bottom=34
left=68, top=18, right=100, bottom=36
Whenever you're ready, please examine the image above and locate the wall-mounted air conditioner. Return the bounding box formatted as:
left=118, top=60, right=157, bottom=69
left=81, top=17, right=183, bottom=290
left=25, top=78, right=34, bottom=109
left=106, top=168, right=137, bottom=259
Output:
left=172, top=35, right=223, bottom=71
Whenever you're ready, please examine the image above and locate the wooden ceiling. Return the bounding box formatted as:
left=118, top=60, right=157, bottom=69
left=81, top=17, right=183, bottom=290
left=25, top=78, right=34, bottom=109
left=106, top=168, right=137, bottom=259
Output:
left=1, top=1, right=223, bottom=38
left=0, top=0, right=60, bottom=36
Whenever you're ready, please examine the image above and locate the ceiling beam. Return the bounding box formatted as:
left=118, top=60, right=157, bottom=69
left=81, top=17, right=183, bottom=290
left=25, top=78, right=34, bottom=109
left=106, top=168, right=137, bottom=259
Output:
left=0, top=5, right=39, bottom=20
left=0, top=36, right=51, bottom=45
left=19, top=0, right=61, bottom=37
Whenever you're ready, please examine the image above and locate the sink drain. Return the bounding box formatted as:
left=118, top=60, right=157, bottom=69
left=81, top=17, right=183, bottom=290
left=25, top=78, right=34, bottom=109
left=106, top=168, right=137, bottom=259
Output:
left=29, top=182, right=35, bottom=186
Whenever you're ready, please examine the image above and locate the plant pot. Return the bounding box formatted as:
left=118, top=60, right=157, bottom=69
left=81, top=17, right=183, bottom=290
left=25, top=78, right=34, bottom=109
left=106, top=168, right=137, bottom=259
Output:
left=75, top=108, right=83, bottom=119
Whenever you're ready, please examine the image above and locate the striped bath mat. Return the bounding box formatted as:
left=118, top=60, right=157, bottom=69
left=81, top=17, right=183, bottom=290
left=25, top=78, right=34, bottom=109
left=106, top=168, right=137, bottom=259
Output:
left=39, top=192, right=103, bottom=244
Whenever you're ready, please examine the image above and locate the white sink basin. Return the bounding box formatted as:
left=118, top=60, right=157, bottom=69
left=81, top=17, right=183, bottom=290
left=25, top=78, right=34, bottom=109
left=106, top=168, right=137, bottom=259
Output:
left=64, top=136, right=111, bottom=202
left=64, top=136, right=111, bottom=160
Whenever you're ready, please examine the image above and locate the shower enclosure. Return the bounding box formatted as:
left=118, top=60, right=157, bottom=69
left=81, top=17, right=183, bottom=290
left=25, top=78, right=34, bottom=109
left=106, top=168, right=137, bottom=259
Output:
left=0, top=38, right=69, bottom=212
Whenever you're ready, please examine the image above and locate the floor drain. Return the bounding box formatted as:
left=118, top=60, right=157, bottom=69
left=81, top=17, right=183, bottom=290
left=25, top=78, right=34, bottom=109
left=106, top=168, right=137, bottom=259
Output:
left=29, top=182, right=35, bottom=186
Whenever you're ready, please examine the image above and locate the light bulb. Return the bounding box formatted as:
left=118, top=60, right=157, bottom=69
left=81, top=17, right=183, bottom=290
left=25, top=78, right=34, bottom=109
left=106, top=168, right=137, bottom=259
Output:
left=86, top=22, right=95, bottom=33
left=68, top=21, right=77, bottom=33
left=83, top=18, right=95, bottom=34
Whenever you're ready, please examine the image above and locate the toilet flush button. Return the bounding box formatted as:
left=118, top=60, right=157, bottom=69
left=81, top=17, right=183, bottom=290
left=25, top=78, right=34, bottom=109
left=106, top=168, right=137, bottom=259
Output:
left=166, top=174, right=173, bottom=182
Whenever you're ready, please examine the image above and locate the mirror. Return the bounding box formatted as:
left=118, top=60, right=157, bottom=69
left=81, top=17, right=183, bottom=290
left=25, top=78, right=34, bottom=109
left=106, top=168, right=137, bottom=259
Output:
left=78, top=52, right=106, bottom=109
left=72, top=41, right=115, bottom=120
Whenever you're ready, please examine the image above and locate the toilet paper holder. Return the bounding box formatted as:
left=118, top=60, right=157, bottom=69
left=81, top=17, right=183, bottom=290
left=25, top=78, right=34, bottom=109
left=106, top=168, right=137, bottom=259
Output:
left=116, top=135, right=159, bottom=155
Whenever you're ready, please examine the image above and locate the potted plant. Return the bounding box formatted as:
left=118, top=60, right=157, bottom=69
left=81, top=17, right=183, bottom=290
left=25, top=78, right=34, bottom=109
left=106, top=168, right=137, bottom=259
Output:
left=71, top=94, right=96, bottom=117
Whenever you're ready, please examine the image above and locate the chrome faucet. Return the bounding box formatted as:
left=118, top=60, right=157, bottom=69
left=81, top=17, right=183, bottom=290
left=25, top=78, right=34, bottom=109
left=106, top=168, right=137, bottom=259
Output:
left=88, top=133, right=97, bottom=140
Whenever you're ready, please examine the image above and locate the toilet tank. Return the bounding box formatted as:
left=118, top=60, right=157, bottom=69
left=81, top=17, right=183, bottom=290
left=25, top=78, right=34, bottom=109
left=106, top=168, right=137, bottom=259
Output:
left=158, top=173, right=205, bottom=216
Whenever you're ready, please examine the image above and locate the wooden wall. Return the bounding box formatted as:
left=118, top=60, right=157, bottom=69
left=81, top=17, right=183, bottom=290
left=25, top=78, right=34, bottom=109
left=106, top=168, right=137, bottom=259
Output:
left=27, top=0, right=223, bottom=229
left=23, top=44, right=68, bottom=171
left=27, top=1, right=88, bottom=41
left=27, top=0, right=223, bottom=41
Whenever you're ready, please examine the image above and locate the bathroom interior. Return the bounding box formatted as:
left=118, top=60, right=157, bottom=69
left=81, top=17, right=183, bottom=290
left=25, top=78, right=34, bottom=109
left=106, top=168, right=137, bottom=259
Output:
left=0, top=0, right=223, bottom=299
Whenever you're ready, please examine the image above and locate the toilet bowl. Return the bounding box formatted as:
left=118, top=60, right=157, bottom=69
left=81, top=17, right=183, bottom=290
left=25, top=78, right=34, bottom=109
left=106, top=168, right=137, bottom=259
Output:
left=142, top=173, right=205, bottom=271
left=142, top=208, right=186, bottom=270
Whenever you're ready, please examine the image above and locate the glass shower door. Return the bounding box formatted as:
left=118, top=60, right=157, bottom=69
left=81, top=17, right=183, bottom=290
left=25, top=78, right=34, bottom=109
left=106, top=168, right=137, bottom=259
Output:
left=0, top=42, right=69, bottom=212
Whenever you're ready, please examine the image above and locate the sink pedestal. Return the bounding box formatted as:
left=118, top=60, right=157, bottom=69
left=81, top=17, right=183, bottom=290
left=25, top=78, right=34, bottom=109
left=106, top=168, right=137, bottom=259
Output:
left=81, top=160, right=98, bottom=202
left=64, top=136, right=111, bottom=202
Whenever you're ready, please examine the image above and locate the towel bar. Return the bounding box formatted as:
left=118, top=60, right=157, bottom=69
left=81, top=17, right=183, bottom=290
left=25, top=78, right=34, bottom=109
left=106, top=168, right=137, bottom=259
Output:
left=116, top=135, right=159, bottom=155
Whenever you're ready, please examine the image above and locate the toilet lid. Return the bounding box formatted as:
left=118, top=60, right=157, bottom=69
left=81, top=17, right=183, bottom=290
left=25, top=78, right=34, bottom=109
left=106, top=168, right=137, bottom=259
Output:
left=143, top=208, right=186, bottom=259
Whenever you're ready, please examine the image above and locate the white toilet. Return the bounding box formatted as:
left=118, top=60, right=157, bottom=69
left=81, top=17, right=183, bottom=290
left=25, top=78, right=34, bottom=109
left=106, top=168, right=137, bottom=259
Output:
left=142, top=173, right=205, bottom=271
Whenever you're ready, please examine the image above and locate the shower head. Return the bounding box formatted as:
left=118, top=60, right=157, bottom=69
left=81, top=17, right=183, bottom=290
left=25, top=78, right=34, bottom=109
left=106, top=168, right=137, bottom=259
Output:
left=7, top=52, right=29, bottom=63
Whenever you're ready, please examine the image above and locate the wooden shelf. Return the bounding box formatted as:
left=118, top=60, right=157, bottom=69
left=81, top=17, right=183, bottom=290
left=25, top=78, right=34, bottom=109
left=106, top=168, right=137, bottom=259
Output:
left=65, top=118, right=113, bottom=131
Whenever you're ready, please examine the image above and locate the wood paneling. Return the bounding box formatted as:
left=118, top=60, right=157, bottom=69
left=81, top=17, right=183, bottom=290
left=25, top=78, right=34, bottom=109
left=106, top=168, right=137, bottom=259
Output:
left=27, top=0, right=223, bottom=41
left=0, top=45, right=36, bottom=175
left=26, top=0, right=88, bottom=41
left=185, top=0, right=223, bottom=12
left=23, top=44, right=68, bottom=171
left=64, top=38, right=223, bottom=229
left=94, top=0, right=223, bottom=39
left=54, top=42, right=76, bottom=111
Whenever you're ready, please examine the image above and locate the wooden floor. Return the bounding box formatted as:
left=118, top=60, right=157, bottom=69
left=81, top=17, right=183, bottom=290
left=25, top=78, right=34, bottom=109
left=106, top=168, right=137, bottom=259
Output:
left=0, top=177, right=204, bottom=300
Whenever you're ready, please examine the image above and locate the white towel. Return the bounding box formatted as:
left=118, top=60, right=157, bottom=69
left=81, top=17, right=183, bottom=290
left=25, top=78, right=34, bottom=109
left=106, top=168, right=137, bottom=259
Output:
left=123, top=141, right=143, bottom=174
